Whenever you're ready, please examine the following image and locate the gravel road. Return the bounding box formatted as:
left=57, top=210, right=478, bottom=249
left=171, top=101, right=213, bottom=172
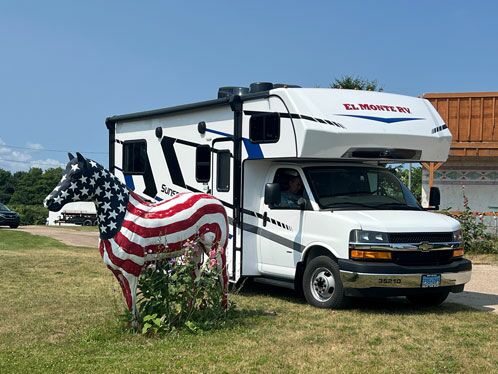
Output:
left=10, top=225, right=498, bottom=313
left=17, top=225, right=99, bottom=248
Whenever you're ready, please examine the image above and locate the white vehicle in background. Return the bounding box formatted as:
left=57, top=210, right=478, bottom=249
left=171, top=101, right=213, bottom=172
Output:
left=105, top=82, right=471, bottom=308
left=47, top=201, right=97, bottom=226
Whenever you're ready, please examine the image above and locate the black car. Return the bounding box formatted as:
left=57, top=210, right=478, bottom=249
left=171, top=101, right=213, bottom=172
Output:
left=0, top=203, right=20, bottom=228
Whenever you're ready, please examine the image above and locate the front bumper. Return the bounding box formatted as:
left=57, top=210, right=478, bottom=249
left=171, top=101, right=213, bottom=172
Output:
left=338, top=258, right=472, bottom=297
left=0, top=216, right=20, bottom=226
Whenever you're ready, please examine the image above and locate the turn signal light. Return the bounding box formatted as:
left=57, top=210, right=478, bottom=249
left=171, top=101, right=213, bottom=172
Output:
left=351, top=250, right=392, bottom=260
left=452, top=248, right=465, bottom=257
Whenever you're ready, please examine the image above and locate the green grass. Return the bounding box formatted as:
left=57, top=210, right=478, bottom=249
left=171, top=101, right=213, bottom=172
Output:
left=1, top=230, right=497, bottom=373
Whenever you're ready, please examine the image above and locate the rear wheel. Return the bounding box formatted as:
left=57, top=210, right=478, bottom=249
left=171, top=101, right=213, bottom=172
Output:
left=83, top=219, right=92, bottom=226
left=9, top=223, right=19, bottom=229
left=406, top=290, right=449, bottom=307
left=303, top=256, right=347, bottom=308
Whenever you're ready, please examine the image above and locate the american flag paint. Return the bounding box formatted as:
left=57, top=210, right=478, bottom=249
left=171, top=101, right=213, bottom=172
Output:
left=44, top=152, right=229, bottom=316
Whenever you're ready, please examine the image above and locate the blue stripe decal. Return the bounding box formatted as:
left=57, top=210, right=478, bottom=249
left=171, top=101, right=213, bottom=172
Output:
left=337, top=115, right=425, bottom=124
left=206, top=129, right=263, bottom=159
left=242, top=139, right=264, bottom=159
left=154, top=196, right=163, bottom=201
left=124, top=175, right=135, bottom=190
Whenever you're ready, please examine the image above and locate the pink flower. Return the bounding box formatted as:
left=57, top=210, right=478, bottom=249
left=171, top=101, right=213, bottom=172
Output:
left=209, top=249, right=217, bottom=258
left=209, top=258, right=217, bottom=268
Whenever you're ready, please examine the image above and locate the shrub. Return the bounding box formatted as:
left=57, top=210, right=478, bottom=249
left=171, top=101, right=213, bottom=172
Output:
left=7, top=204, right=48, bottom=225
left=441, top=194, right=498, bottom=254
left=134, top=242, right=232, bottom=334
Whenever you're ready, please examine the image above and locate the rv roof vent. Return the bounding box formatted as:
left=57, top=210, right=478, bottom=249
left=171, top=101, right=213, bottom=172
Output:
left=217, top=86, right=249, bottom=99
left=273, top=83, right=302, bottom=89
left=249, top=82, right=274, bottom=93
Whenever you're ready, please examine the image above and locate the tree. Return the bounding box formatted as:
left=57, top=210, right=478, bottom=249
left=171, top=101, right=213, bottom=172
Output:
left=10, top=167, right=63, bottom=205
left=0, top=169, right=14, bottom=204
left=389, top=165, right=422, bottom=203
left=330, top=75, right=383, bottom=91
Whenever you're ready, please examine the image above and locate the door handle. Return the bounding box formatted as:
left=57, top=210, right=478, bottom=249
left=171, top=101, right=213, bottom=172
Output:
left=263, top=211, right=268, bottom=227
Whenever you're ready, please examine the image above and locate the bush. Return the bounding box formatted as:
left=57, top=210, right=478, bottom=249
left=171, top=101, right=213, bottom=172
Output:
left=7, top=204, right=48, bottom=225
left=134, top=242, right=232, bottom=334
left=441, top=194, right=498, bottom=254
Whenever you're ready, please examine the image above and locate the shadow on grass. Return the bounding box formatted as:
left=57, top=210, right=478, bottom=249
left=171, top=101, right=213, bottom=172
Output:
left=235, top=280, right=487, bottom=315
left=234, top=279, right=306, bottom=306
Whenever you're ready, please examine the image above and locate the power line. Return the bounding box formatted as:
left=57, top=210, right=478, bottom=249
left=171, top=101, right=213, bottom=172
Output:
left=0, top=143, right=108, bottom=154
left=0, top=157, right=64, bottom=167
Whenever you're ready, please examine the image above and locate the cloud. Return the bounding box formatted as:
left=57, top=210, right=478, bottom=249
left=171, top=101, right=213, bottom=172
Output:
left=26, top=142, right=44, bottom=150
left=0, top=138, right=64, bottom=172
left=30, top=158, right=65, bottom=169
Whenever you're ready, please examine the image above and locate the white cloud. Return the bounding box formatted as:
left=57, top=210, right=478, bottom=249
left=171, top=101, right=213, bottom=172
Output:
left=0, top=138, right=64, bottom=172
left=26, top=142, right=44, bottom=150
left=30, top=158, right=65, bottom=169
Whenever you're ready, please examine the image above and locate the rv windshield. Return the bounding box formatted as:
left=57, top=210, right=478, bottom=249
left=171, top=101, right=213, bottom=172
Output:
left=304, top=166, right=421, bottom=210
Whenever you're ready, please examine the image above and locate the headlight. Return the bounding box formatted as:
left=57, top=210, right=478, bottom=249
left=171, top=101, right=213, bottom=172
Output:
left=452, top=229, right=463, bottom=242
left=350, top=229, right=389, bottom=244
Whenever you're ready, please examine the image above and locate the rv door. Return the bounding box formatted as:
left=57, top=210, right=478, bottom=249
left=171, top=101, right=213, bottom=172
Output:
left=210, top=143, right=237, bottom=280
left=258, top=167, right=309, bottom=279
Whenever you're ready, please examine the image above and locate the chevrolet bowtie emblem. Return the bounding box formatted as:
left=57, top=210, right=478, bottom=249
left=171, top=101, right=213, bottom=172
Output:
left=418, top=242, right=433, bottom=252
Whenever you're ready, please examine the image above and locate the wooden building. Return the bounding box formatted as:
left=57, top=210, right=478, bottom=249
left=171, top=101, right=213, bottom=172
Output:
left=421, top=92, right=498, bottom=223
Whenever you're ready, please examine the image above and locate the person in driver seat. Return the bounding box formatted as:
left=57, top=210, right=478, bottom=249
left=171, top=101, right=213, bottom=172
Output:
left=279, top=175, right=304, bottom=208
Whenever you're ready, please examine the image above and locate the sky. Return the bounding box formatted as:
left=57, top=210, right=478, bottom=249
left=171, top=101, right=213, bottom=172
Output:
left=1, top=1, right=497, bottom=172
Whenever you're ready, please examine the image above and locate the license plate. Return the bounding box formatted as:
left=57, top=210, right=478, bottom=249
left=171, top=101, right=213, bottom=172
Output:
left=421, top=274, right=441, bottom=288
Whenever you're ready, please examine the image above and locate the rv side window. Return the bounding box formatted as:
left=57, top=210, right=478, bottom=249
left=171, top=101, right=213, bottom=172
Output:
left=122, top=140, right=147, bottom=174
left=216, top=150, right=231, bottom=192
left=196, top=145, right=211, bottom=182
left=249, top=113, right=280, bottom=143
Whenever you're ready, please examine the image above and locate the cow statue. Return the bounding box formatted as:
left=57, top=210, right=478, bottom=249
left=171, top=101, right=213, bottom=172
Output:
left=44, top=153, right=229, bottom=319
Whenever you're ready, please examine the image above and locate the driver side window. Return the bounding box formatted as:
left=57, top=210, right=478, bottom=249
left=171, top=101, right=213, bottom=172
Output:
left=271, top=168, right=310, bottom=210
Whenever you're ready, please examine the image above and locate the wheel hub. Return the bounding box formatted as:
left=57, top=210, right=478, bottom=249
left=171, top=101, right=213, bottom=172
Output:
left=310, top=267, right=335, bottom=302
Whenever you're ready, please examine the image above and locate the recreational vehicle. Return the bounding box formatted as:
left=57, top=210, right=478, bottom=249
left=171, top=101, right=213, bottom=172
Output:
left=105, top=83, right=471, bottom=308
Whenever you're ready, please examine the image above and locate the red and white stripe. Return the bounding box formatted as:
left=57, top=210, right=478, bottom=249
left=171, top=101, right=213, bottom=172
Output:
left=99, top=191, right=228, bottom=312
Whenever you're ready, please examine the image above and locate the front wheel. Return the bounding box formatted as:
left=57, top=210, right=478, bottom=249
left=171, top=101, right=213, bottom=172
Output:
left=9, top=223, right=19, bottom=229
left=302, top=256, right=347, bottom=308
left=406, top=290, right=449, bottom=307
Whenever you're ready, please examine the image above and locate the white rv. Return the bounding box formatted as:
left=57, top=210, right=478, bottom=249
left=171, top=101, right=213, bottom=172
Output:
left=105, top=83, right=471, bottom=308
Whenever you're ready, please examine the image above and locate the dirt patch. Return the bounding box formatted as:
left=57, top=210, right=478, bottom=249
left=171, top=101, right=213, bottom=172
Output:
left=15, top=225, right=99, bottom=248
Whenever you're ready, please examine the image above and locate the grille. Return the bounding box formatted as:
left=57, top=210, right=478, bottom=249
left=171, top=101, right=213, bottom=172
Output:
left=391, top=250, right=454, bottom=266
left=388, top=232, right=453, bottom=244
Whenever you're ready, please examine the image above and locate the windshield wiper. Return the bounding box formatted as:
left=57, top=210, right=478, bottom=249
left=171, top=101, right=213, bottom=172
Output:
left=373, top=203, right=421, bottom=210
left=326, top=202, right=377, bottom=209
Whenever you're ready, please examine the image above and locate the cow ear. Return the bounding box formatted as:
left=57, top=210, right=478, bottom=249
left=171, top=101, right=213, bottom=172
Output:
left=68, top=153, right=75, bottom=160
left=76, top=152, right=85, bottom=162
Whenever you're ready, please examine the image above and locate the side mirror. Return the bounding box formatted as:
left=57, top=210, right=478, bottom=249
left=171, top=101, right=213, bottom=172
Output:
left=264, top=183, right=281, bottom=205
left=297, top=197, right=307, bottom=210
left=429, top=187, right=441, bottom=210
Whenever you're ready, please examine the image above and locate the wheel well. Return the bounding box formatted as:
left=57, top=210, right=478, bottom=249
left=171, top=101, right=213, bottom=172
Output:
left=294, top=246, right=337, bottom=290
left=303, top=246, right=337, bottom=265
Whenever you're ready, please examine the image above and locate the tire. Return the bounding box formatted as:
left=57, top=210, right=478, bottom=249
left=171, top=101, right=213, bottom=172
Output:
left=9, top=223, right=19, bottom=229
left=302, top=255, right=347, bottom=308
left=406, top=290, right=449, bottom=307
left=83, top=219, right=92, bottom=226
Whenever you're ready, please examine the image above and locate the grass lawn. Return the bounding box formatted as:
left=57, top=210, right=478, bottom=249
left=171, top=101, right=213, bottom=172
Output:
left=0, top=231, right=497, bottom=373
